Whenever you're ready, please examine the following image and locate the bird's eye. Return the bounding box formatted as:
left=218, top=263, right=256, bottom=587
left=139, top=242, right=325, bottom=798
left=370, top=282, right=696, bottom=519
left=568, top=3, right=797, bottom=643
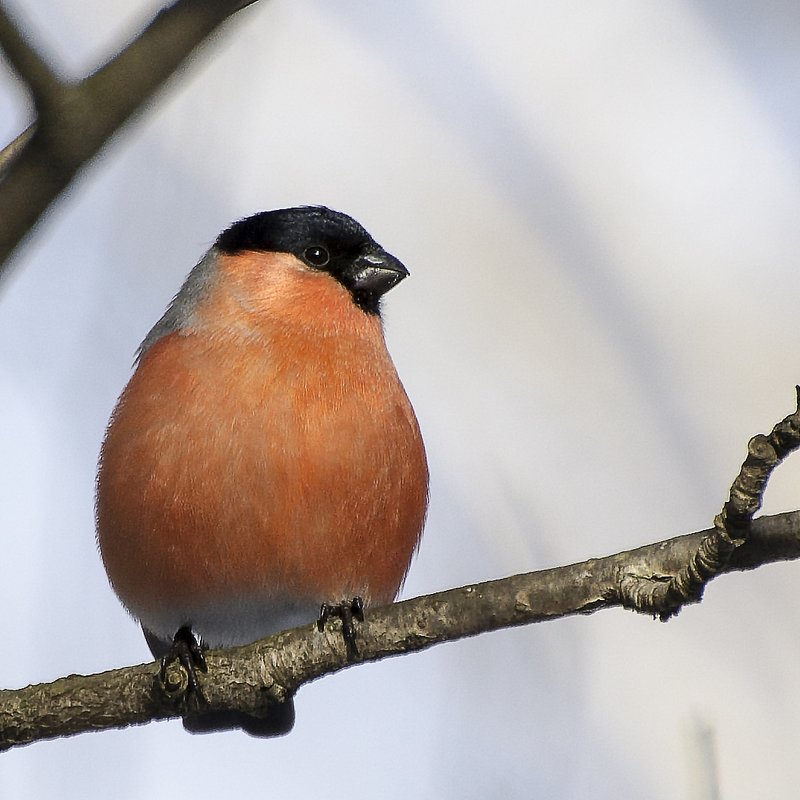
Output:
left=304, top=246, right=330, bottom=267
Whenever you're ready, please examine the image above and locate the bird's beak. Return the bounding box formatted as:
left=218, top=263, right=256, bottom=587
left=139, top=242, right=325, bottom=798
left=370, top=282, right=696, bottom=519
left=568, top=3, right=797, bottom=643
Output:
left=347, top=250, right=409, bottom=297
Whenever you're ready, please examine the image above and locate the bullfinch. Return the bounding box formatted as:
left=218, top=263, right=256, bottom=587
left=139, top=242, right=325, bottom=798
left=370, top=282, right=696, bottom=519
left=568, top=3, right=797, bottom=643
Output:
left=96, top=206, right=429, bottom=736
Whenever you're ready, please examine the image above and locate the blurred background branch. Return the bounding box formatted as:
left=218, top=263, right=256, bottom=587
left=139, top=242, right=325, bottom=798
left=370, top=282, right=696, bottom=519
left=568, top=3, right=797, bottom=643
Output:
left=0, top=0, right=261, bottom=278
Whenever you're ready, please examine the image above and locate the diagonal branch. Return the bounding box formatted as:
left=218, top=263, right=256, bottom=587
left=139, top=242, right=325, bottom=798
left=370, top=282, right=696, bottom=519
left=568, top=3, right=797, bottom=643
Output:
left=0, top=0, right=264, bottom=278
left=618, top=387, right=800, bottom=618
left=1, top=508, right=799, bottom=752
left=0, top=122, right=34, bottom=179
left=0, top=4, right=59, bottom=107
left=2, top=391, right=798, bottom=753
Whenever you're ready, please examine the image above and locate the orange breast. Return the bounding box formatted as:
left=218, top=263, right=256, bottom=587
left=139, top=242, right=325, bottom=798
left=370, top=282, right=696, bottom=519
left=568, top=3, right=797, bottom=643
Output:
left=96, top=252, right=428, bottom=634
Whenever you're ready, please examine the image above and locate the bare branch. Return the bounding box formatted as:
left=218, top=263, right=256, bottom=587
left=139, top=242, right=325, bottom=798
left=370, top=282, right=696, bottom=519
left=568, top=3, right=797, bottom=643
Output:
left=0, top=0, right=264, bottom=277
left=1, top=509, right=799, bottom=752
left=618, top=387, right=800, bottom=618
left=0, top=123, right=34, bottom=179
left=0, top=4, right=59, bottom=107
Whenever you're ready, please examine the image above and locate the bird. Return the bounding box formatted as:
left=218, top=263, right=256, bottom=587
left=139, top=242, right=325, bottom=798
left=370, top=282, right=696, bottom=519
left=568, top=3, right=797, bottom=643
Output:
left=95, top=206, right=429, bottom=736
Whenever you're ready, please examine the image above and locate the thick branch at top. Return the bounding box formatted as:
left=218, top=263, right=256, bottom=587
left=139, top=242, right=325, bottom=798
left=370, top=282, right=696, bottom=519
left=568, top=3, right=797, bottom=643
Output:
left=0, top=5, right=59, bottom=107
left=0, top=0, right=263, bottom=276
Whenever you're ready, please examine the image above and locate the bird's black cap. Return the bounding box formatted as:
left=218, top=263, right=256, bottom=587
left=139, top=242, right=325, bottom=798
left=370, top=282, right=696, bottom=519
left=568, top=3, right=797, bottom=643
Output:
left=215, top=206, right=408, bottom=315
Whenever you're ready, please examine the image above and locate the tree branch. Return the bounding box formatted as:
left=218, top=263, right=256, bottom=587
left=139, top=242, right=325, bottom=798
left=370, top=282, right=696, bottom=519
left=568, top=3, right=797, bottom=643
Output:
left=617, top=386, right=800, bottom=618
left=0, top=4, right=59, bottom=108
left=0, top=0, right=263, bottom=277
left=3, top=392, right=800, bottom=752
left=0, top=122, right=34, bottom=179
left=2, top=508, right=799, bottom=752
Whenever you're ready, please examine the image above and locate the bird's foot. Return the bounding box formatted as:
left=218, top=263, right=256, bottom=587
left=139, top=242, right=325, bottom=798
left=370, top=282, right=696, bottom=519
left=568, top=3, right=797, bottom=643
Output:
left=317, top=596, right=365, bottom=659
left=159, top=626, right=208, bottom=701
left=155, top=627, right=294, bottom=736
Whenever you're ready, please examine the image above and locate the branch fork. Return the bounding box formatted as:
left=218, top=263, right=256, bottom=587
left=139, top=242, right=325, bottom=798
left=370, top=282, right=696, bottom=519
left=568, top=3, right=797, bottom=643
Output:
left=616, top=387, right=800, bottom=619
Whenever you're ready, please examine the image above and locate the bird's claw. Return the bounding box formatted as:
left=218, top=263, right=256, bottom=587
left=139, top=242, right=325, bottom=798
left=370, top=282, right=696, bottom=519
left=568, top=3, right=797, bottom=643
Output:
left=159, top=626, right=208, bottom=699
left=317, top=596, right=365, bottom=658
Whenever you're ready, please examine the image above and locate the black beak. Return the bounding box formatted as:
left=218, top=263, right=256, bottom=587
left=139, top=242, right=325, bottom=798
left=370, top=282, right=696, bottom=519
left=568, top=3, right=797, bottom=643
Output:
left=346, top=250, right=409, bottom=297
